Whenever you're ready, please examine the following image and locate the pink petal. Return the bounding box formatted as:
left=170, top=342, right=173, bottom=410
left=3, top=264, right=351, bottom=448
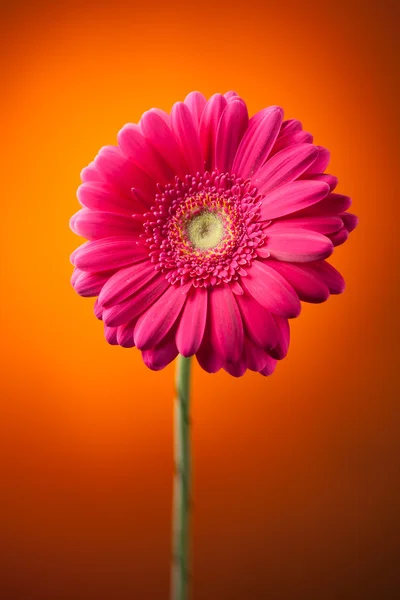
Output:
left=72, top=270, right=110, bottom=297
left=170, top=102, right=204, bottom=175
left=102, top=274, right=169, bottom=327
left=255, top=143, right=319, bottom=194
left=134, top=285, right=187, bottom=350
left=266, top=228, right=334, bottom=262
left=259, top=356, right=278, bottom=376
left=104, top=325, right=118, bottom=345
left=117, top=123, right=174, bottom=184
left=142, top=329, right=179, bottom=371
left=199, top=93, right=227, bottom=171
left=279, top=119, right=302, bottom=134
left=305, top=261, right=345, bottom=294
left=328, top=226, right=349, bottom=247
left=223, top=357, right=247, bottom=377
left=241, top=260, right=301, bottom=318
left=209, top=285, right=244, bottom=362
left=94, top=298, right=103, bottom=320
left=269, top=315, right=290, bottom=360
left=71, top=237, right=149, bottom=271
left=70, top=209, right=143, bottom=240
left=307, top=173, right=338, bottom=191
left=244, top=337, right=270, bottom=372
left=236, top=293, right=278, bottom=349
left=259, top=180, right=330, bottom=221
left=267, top=260, right=330, bottom=303
left=340, top=212, right=358, bottom=233
left=140, top=109, right=188, bottom=178
left=232, top=106, right=283, bottom=178
left=302, top=146, right=330, bottom=175
left=176, top=287, right=207, bottom=357
left=98, top=261, right=157, bottom=307
left=294, top=192, right=352, bottom=217
left=77, top=182, right=137, bottom=215
left=270, top=130, right=313, bottom=156
left=184, top=91, right=207, bottom=127
left=224, top=91, right=239, bottom=100
left=215, top=99, right=249, bottom=173
left=196, top=340, right=223, bottom=373
left=270, top=215, right=343, bottom=234
left=81, top=162, right=99, bottom=183
left=116, top=321, right=136, bottom=348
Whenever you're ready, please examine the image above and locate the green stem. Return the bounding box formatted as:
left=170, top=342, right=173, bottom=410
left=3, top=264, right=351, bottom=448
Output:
left=171, top=355, right=192, bottom=600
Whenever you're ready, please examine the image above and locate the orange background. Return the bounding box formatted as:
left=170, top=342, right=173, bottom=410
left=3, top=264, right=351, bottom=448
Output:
left=1, top=0, right=399, bottom=598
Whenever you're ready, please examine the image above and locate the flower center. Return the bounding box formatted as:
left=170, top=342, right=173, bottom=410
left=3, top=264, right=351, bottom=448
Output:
left=187, top=211, right=224, bottom=250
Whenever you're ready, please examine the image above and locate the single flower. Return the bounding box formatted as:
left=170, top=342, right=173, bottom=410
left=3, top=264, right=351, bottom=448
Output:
left=70, top=91, right=357, bottom=376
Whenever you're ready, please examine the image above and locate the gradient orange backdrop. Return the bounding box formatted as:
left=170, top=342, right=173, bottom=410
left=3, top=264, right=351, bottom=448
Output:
left=1, top=0, right=399, bottom=598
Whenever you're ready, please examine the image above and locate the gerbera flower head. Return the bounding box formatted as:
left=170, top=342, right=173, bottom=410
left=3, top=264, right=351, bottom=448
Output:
left=70, top=91, right=357, bottom=376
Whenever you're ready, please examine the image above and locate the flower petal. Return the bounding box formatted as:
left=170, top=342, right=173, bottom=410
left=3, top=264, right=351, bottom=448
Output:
left=270, top=315, right=290, bottom=359
left=232, top=106, right=283, bottom=178
left=140, top=109, right=188, bottom=178
left=77, top=182, right=137, bottom=215
left=254, top=143, right=319, bottom=194
left=70, top=209, right=143, bottom=240
left=302, top=146, right=330, bottom=175
left=104, top=325, right=118, bottom=345
left=294, top=192, right=352, bottom=217
left=98, top=261, right=157, bottom=307
left=266, top=228, right=334, bottom=262
left=259, top=180, right=330, bottom=221
left=307, top=173, right=338, bottom=191
left=170, top=102, right=204, bottom=175
left=259, top=356, right=278, bottom=376
left=116, top=321, right=136, bottom=348
left=270, top=215, right=343, bottom=234
left=340, top=212, right=358, bottom=233
left=244, top=337, right=270, bottom=372
left=134, top=285, right=187, bottom=350
left=209, top=285, right=244, bottom=362
left=196, top=340, right=223, bottom=373
left=267, top=260, right=330, bottom=303
left=184, top=91, right=207, bottom=127
left=72, top=270, right=110, bottom=297
left=71, top=237, right=149, bottom=271
left=142, top=329, right=179, bottom=371
left=223, top=357, right=247, bottom=377
left=270, top=130, right=313, bottom=156
left=176, top=287, right=207, bottom=357
left=236, top=293, right=278, bottom=349
left=328, top=226, right=349, bottom=247
left=305, top=261, right=345, bottom=294
left=199, top=93, right=227, bottom=171
left=241, top=260, right=301, bottom=318
left=215, top=99, right=249, bottom=173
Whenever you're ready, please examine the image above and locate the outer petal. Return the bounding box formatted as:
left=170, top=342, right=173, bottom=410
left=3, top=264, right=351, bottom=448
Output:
left=209, top=285, right=244, bottom=362
left=196, top=342, right=223, bottom=374
left=104, top=325, right=119, bottom=345
left=272, top=215, right=342, bottom=234
left=170, top=102, right=204, bottom=174
left=340, top=212, right=358, bottom=233
left=244, top=337, right=270, bottom=372
left=142, top=329, right=179, bottom=371
left=184, top=91, right=207, bottom=127
left=270, top=130, right=313, bottom=156
left=199, top=93, right=227, bottom=171
left=294, top=192, right=352, bottom=217
left=301, top=146, right=330, bottom=175
left=140, top=109, right=188, bottom=177
left=254, top=143, right=319, bottom=194
left=241, top=260, right=301, bottom=318
left=236, top=293, right=278, bottom=349
left=328, top=226, right=349, bottom=247
left=259, top=180, right=330, bottom=221
left=267, top=260, right=330, bottom=303
left=260, top=356, right=278, bottom=376
left=265, top=228, right=334, bottom=262
left=270, top=316, right=290, bottom=360
left=176, top=287, right=207, bottom=357
left=134, top=285, right=187, bottom=350
left=71, top=237, right=149, bottom=271
left=232, top=106, right=283, bottom=178
left=116, top=321, right=136, bottom=348
left=215, top=99, right=249, bottom=173
left=223, top=357, right=247, bottom=377
left=98, top=261, right=157, bottom=307
left=77, top=182, right=137, bottom=215
left=305, top=261, right=345, bottom=294
left=70, top=209, right=143, bottom=240
left=72, top=270, right=110, bottom=297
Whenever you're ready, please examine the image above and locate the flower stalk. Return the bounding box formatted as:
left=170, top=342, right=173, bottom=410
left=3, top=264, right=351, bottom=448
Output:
left=171, top=355, right=192, bottom=600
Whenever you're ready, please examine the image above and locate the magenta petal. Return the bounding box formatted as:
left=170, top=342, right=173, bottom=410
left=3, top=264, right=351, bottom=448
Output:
left=305, top=261, right=345, bottom=294
left=241, top=260, right=301, bottom=318
left=117, top=123, right=173, bottom=184
left=77, top=182, right=136, bottom=215
left=232, top=106, right=283, bottom=178
left=215, top=99, right=249, bottom=173
left=102, top=274, right=169, bottom=327
left=104, top=325, right=118, bottom=345
left=94, top=298, right=103, bottom=320
left=302, top=146, right=330, bottom=175
left=328, top=226, right=349, bottom=247
left=236, top=293, right=278, bottom=350
left=142, top=330, right=179, bottom=371
left=184, top=91, right=207, bottom=127
left=176, top=287, right=207, bottom=357
left=134, top=285, right=187, bottom=350
left=117, top=321, right=136, bottom=348
left=98, top=261, right=157, bottom=307
left=307, top=173, right=338, bottom=191
left=279, top=119, right=302, bottom=134
left=294, top=192, right=352, bottom=217
left=271, top=215, right=343, bottom=234
left=196, top=335, right=223, bottom=373
left=340, top=212, right=358, bottom=233
left=223, top=357, right=247, bottom=377
left=199, top=93, right=227, bottom=171
left=266, top=228, right=334, bottom=262
left=171, top=102, right=204, bottom=175
left=267, top=260, right=330, bottom=303
left=270, top=316, right=290, bottom=360
left=71, top=237, right=149, bottom=271
left=259, top=180, right=330, bottom=221
left=81, top=162, right=99, bottom=183
left=259, top=356, right=278, bottom=376
left=270, top=130, right=313, bottom=156
left=244, top=338, right=269, bottom=372
left=209, top=285, right=244, bottom=362
left=255, top=144, right=318, bottom=194
left=72, top=270, right=110, bottom=297
left=140, top=109, right=188, bottom=178
left=224, top=91, right=239, bottom=100
left=70, top=209, right=143, bottom=240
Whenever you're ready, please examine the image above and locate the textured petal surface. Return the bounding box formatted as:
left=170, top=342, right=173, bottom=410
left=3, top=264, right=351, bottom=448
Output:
left=142, top=330, right=179, bottom=371
left=272, top=215, right=343, bottom=234
left=171, top=102, right=204, bottom=175
left=215, top=99, right=249, bottom=173
left=242, top=260, right=301, bottom=318
left=98, top=261, right=157, bottom=307
left=267, top=260, right=330, bottom=303
left=270, top=316, right=290, bottom=360
left=176, top=287, right=207, bottom=357
left=70, top=209, right=143, bottom=240
left=184, top=91, right=207, bottom=127
left=259, top=181, right=330, bottom=221
left=265, top=228, right=334, bottom=262
left=305, top=261, right=345, bottom=294
left=199, top=93, right=227, bottom=171
left=254, top=143, right=319, bottom=194
left=209, top=285, right=244, bottom=362
left=72, top=270, right=110, bottom=297
left=77, top=182, right=136, bottom=215
left=236, top=293, right=278, bottom=349
left=71, top=238, right=148, bottom=271
left=140, top=109, right=188, bottom=177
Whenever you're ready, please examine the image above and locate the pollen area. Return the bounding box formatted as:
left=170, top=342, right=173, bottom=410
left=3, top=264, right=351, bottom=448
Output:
left=187, top=211, right=224, bottom=250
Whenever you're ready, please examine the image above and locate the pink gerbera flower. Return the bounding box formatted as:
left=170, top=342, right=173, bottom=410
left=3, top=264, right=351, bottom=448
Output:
left=70, top=91, right=357, bottom=376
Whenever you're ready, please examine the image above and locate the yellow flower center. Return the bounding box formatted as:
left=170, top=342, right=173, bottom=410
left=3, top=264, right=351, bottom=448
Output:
left=186, top=211, right=225, bottom=250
